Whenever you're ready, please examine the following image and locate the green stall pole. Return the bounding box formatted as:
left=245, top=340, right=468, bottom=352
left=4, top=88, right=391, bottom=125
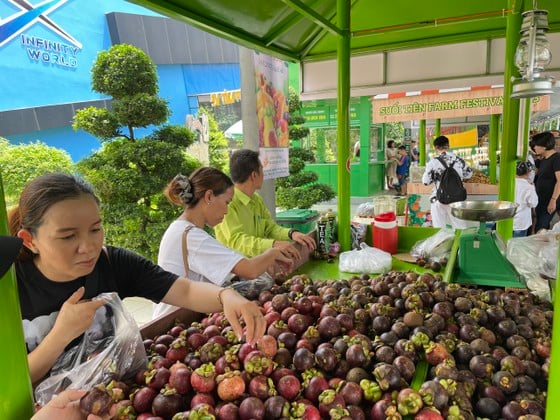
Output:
left=435, top=118, right=441, bottom=137
left=0, top=173, right=34, bottom=419
left=496, top=0, right=522, bottom=242
left=336, top=0, right=351, bottom=251
left=488, top=114, right=500, bottom=184
left=548, top=242, right=560, bottom=416
left=419, top=119, right=427, bottom=166
left=359, top=96, right=371, bottom=167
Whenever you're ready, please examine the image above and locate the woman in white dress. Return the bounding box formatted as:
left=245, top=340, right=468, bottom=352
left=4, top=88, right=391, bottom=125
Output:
left=153, top=167, right=292, bottom=318
left=385, top=140, right=399, bottom=189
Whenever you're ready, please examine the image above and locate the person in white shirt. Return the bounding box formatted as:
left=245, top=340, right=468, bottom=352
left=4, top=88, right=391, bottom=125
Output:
left=514, top=161, right=538, bottom=237
left=153, top=168, right=292, bottom=319
left=422, top=135, right=473, bottom=229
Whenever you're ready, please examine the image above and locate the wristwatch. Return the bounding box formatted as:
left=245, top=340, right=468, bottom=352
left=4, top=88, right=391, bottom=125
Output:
left=288, top=229, right=298, bottom=240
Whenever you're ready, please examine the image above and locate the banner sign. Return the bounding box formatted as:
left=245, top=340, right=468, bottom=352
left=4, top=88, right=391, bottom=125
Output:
left=260, top=148, right=289, bottom=180
left=301, top=105, right=360, bottom=128
left=253, top=51, right=289, bottom=148
left=372, top=88, right=550, bottom=123
left=210, top=89, right=241, bottom=107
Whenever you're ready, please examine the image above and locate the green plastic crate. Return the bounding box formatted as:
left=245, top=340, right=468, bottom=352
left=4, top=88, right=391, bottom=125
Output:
left=276, top=209, right=320, bottom=234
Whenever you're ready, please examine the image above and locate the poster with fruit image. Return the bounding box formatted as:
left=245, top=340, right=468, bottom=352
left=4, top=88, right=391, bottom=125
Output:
left=253, top=52, right=289, bottom=149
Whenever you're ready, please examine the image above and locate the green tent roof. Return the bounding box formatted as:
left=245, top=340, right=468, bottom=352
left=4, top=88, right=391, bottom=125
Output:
left=129, top=0, right=559, bottom=62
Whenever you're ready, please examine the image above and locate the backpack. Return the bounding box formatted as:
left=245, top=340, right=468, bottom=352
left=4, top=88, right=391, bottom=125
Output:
left=435, top=156, right=467, bottom=204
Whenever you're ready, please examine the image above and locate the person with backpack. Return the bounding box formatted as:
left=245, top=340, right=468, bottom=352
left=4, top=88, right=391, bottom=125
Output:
left=422, top=135, right=473, bottom=228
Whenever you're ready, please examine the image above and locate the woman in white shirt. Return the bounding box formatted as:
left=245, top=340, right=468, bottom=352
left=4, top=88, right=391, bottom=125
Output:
left=153, top=168, right=292, bottom=318
left=514, top=161, right=539, bottom=237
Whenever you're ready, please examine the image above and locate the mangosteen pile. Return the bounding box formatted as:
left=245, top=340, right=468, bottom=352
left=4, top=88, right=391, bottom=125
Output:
left=77, top=271, right=551, bottom=419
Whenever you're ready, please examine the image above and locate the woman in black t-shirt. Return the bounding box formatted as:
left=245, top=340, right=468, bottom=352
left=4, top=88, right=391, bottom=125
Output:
left=8, top=173, right=265, bottom=385
left=532, top=131, right=560, bottom=231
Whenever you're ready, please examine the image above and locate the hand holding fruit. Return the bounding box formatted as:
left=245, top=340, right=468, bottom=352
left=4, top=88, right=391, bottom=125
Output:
left=32, top=389, right=108, bottom=420
left=52, top=287, right=107, bottom=344
left=220, top=288, right=266, bottom=346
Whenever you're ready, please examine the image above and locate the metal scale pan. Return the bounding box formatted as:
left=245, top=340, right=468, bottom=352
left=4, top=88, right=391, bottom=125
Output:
left=446, top=201, right=525, bottom=288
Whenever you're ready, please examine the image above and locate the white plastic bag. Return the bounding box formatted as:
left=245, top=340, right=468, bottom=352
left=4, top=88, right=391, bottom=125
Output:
left=339, top=242, right=392, bottom=274
left=507, top=232, right=558, bottom=302
left=34, top=293, right=148, bottom=406
left=410, top=227, right=455, bottom=262
left=227, top=272, right=275, bottom=300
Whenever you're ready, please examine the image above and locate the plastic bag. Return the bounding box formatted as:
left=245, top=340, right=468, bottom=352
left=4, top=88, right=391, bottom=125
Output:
left=34, top=293, right=147, bottom=406
left=339, top=242, right=392, bottom=274
left=350, top=221, right=368, bottom=250
left=410, top=227, right=455, bottom=262
left=355, top=202, right=375, bottom=218
left=507, top=232, right=559, bottom=302
left=227, top=272, right=275, bottom=300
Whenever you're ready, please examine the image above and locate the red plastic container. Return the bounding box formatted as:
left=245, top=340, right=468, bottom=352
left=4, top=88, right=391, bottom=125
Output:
left=372, top=212, right=398, bottom=254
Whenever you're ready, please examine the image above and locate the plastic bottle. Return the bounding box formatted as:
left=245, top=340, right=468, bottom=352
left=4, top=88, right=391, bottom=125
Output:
left=316, top=212, right=329, bottom=255
left=325, top=208, right=337, bottom=244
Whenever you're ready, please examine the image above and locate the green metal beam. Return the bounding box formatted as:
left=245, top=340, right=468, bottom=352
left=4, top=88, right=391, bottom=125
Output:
left=489, top=114, right=499, bottom=184
left=304, top=29, right=508, bottom=62
left=419, top=119, right=426, bottom=166
left=263, top=10, right=307, bottom=47
left=298, top=0, right=360, bottom=59
left=496, top=0, right=522, bottom=242
left=336, top=0, right=351, bottom=252
left=129, top=0, right=300, bottom=62
left=282, top=0, right=342, bottom=36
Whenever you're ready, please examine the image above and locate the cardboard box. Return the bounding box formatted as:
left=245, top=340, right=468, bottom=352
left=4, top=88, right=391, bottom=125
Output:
left=140, top=308, right=200, bottom=339
left=408, top=182, right=498, bottom=195
left=465, top=183, right=498, bottom=195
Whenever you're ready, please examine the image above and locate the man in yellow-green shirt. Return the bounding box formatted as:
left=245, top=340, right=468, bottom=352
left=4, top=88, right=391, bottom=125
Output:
left=215, top=149, right=316, bottom=258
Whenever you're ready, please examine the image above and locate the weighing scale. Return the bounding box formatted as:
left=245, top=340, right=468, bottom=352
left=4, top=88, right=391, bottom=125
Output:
left=446, top=201, right=526, bottom=288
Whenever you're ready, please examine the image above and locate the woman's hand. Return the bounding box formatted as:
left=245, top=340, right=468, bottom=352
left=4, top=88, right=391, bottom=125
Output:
left=52, top=287, right=107, bottom=344
left=220, top=289, right=266, bottom=345
left=548, top=198, right=557, bottom=214
left=28, top=288, right=108, bottom=383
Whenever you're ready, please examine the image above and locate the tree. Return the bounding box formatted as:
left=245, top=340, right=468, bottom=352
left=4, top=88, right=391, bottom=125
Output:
left=275, top=88, right=335, bottom=209
left=198, top=107, right=229, bottom=173
left=78, top=134, right=200, bottom=260
left=73, top=44, right=170, bottom=142
left=73, top=44, right=200, bottom=260
left=0, top=139, right=74, bottom=209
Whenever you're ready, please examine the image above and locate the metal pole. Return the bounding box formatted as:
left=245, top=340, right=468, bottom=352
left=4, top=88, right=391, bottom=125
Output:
left=419, top=119, right=426, bottom=166
left=489, top=114, right=500, bottom=184
left=336, top=0, right=351, bottom=251
left=496, top=0, right=522, bottom=241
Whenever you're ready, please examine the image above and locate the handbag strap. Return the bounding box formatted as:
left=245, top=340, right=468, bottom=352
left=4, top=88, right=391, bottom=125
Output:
left=181, top=224, right=195, bottom=274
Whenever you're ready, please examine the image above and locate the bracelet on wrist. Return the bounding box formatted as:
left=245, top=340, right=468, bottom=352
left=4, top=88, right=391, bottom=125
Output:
left=288, top=229, right=298, bottom=240
left=217, top=288, right=229, bottom=307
